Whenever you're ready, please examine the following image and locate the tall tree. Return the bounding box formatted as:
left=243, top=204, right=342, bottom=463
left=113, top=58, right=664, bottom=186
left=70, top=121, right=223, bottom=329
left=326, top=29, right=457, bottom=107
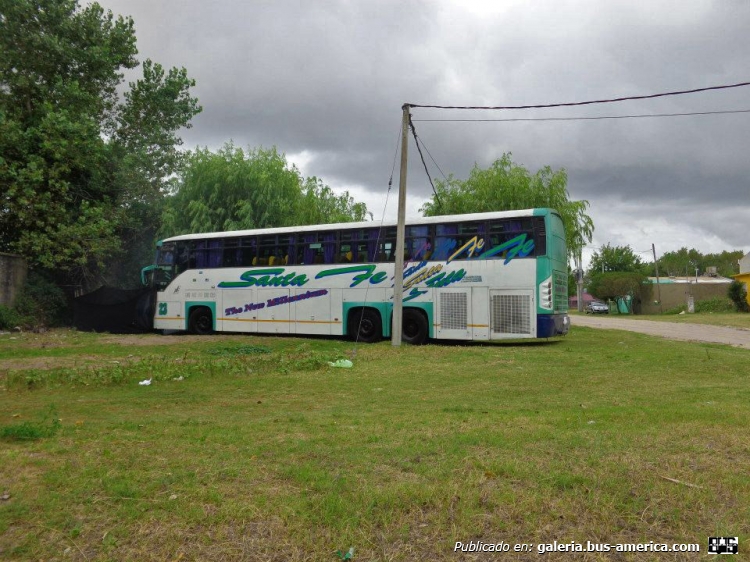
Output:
left=647, top=247, right=744, bottom=279
left=420, top=153, right=593, bottom=263
left=588, top=243, right=645, bottom=275
left=0, top=0, right=200, bottom=288
left=161, top=143, right=368, bottom=237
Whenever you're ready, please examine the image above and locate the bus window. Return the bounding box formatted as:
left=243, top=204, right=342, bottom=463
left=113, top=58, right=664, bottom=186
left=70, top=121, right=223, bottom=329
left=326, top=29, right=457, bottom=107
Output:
left=175, top=242, right=189, bottom=274
left=533, top=217, right=547, bottom=257
left=223, top=238, right=239, bottom=267
left=406, top=225, right=431, bottom=261
left=432, top=224, right=457, bottom=261
left=300, top=233, right=325, bottom=264
left=278, top=234, right=295, bottom=265
left=239, top=237, right=257, bottom=267
left=322, top=232, right=337, bottom=264
left=487, top=219, right=536, bottom=259
left=257, top=236, right=278, bottom=266
left=207, top=239, right=223, bottom=268
left=339, top=231, right=356, bottom=263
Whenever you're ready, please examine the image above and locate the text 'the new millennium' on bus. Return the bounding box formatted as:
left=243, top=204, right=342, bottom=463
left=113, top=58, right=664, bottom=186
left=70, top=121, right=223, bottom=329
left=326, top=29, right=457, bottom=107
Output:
left=142, top=208, right=570, bottom=343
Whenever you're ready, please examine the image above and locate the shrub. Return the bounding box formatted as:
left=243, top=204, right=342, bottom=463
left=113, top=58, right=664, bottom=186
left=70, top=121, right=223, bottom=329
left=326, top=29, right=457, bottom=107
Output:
left=663, top=297, right=735, bottom=315
left=0, top=305, right=22, bottom=330
left=695, top=297, right=736, bottom=313
left=728, top=281, right=749, bottom=313
left=13, top=272, right=70, bottom=328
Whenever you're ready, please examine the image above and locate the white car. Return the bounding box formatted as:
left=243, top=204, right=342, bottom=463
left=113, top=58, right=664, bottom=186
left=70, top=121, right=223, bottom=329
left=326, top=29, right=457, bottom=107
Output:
left=586, top=301, right=609, bottom=314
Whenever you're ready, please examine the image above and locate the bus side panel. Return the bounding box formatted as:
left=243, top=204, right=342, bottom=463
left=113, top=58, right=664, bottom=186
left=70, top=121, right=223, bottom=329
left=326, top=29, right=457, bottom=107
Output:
left=489, top=289, right=536, bottom=340
left=257, top=289, right=290, bottom=334
left=293, top=288, right=332, bottom=336
left=435, top=288, right=473, bottom=340
left=329, top=289, right=344, bottom=336
left=471, top=287, right=490, bottom=341
left=220, top=289, right=257, bottom=333
left=154, top=298, right=186, bottom=331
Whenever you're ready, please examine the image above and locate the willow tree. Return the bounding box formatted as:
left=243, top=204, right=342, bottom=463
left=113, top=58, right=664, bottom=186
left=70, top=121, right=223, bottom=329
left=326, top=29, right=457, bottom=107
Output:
left=161, top=144, right=368, bottom=237
left=420, top=153, right=593, bottom=263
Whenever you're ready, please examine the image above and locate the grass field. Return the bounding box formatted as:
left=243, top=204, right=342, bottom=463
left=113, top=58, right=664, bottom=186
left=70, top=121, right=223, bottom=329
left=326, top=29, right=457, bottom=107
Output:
left=1, top=328, right=748, bottom=561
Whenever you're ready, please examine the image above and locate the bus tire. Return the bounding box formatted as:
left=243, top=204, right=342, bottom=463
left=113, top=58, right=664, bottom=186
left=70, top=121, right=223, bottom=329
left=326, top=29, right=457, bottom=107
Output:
left=349, top=308, right=382, bottom=343
left=188, top=307, right=213, bottom=335
left=402, top=308, right=429, bottom=345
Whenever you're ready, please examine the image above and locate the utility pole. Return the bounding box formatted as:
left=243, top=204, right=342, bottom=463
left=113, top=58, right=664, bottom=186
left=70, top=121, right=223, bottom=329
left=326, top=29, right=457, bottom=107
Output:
left=392, top=104, right=410, bottom=346
left=652, top=243, right=663, bottom=313
left=575, top=250, right=584, bottom=313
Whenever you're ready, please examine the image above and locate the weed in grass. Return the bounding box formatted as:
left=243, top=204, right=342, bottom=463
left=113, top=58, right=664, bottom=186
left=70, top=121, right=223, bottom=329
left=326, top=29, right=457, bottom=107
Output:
left=0, top=404, right=60, bottom=441
left=207, top=344, right=272, bottom=356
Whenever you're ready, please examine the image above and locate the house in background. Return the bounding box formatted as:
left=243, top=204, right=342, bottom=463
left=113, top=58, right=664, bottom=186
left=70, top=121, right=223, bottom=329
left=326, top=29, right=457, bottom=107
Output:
left=733, top=251, right=750, bottom=306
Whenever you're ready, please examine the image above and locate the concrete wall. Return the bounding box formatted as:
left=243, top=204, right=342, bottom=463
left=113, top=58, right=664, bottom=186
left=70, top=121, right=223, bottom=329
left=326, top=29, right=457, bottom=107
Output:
left=0, top=253, right=27, bottom=307
left=739, top=253, right=750, bottom=274
left=641, top=281, right=731, bottom=314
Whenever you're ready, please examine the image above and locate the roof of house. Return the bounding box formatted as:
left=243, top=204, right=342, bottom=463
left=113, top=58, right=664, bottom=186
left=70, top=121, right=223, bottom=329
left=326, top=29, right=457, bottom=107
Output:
left=648, top=276, right=732, bottom=284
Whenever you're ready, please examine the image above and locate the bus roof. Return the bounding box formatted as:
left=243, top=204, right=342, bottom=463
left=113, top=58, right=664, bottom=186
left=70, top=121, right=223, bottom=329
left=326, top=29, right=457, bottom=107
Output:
left=160, top=208, right=558, bottom=243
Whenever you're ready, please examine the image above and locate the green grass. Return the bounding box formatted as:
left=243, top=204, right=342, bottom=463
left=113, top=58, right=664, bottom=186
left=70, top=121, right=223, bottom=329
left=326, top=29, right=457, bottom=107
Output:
left=1, top=329, right=748, bottom=560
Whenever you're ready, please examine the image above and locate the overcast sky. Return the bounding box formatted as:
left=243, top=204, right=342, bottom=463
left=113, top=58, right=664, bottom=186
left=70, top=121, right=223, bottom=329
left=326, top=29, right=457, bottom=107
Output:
left=98, top=0, right=749, bottom=267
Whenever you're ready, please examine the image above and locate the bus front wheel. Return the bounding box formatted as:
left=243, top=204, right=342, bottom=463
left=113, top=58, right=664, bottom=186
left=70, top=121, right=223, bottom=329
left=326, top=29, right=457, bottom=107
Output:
left=349, top=309, right=382, bottom=343
left=402, top=309, right=429, bottom=345
left=189, top=307, right=213, bottom=335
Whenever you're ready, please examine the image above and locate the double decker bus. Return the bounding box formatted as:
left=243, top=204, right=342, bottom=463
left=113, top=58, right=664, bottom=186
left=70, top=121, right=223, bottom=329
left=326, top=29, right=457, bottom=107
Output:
left=143, top=208, right=569, bottom=343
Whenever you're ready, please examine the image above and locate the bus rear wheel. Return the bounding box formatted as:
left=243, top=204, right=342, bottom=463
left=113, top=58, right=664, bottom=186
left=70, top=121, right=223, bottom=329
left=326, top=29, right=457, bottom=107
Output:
left=189, top=307, right=213, bottom=335
left=349, top=309, right=382, bottom=343
left=402, top=308, right=429, bottom=345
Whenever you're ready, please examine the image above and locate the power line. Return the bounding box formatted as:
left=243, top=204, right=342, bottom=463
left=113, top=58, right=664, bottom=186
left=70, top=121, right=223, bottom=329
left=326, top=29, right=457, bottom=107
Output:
left=408, top=115, right=442, bottom=210
left=412, top=108, right=750, bottom=122
left=408, top=80, right=750, bottom=111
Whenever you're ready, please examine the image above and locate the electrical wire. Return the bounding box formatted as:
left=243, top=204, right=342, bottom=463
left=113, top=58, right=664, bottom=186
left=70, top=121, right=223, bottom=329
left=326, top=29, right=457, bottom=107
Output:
left=407, top=80, right=750, bottom=111
left=351, top=124, right=401, bottom=351
left=412, top=108, right=750, bottom=122
left=408, top=115, right=442, bottom=211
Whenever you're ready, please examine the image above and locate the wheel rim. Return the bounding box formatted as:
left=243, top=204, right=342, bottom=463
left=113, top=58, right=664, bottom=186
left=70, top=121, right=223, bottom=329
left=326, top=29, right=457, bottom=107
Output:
left=360, top=318, right=375, bottom=338
left=404, top=319, right=418, bottom=338
left=196, top=314, right=211, bottom=333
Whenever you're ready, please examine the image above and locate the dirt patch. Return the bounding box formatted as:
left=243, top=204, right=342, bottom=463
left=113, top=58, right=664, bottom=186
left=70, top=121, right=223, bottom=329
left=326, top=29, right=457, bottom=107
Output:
left=571, top=315, right=750, bottom=349
left=0, top=355, right=141, bottom=372
left=99, top=334, right=247, bottom=346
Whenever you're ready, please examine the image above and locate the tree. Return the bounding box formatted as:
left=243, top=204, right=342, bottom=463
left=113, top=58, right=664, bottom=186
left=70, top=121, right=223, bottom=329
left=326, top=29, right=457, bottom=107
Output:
left=587, top=271, right=652, bottom=313
left=588, top=244, right=645, bottom=275
left=0, top=0, right=200, bottom=288
left=646, top=247, right=744, bottom=279
left=420, top=153, right=593, bottom=263
left=728, top=281, right=749, bottom=313
left=161, top=143, right=368, bottom=237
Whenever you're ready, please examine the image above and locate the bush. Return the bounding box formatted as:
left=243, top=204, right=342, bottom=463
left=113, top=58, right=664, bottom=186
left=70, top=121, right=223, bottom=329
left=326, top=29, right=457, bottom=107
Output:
left=664, top=297, right=738, bottom=315
left=728, top=281, right=749, bottom=313
left=12, top=272, right=70, bottom=329
left=0, top=305, right=22, bottom=330
left=695, top=297, right=736, bottom=313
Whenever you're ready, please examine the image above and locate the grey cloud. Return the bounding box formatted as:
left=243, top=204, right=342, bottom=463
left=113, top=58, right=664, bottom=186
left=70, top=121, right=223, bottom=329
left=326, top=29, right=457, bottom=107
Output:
left=98, top=0, right=749, bottom=255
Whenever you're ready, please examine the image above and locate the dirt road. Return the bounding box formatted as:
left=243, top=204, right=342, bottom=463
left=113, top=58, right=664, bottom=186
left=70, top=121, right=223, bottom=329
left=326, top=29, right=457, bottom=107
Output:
left=571, top=315, right=750, bottom=350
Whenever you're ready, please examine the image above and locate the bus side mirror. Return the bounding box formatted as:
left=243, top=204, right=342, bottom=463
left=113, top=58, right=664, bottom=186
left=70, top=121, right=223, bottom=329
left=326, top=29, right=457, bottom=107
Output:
left=141, top=265, right=157, bottom=286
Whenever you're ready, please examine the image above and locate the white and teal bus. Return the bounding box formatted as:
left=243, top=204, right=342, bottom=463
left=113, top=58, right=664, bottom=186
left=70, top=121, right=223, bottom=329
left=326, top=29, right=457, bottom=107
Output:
left=143, top=209, right=569, bottom=343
